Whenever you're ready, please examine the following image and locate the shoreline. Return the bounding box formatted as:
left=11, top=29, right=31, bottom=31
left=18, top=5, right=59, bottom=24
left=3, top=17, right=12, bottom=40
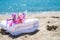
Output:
left=0, top=11, right=60, bottom=15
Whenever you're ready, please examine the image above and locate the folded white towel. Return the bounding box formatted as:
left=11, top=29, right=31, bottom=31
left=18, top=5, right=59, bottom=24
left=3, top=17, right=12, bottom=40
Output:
left=0, top=19, right=39, bottom=35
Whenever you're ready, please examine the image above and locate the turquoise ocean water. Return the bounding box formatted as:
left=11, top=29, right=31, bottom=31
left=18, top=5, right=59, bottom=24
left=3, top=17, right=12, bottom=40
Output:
left=0, top=0, right=60, bottom=14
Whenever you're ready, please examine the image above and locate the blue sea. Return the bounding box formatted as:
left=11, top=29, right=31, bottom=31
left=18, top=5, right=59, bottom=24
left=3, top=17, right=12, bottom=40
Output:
left=0, top=0, right=60, bottom=14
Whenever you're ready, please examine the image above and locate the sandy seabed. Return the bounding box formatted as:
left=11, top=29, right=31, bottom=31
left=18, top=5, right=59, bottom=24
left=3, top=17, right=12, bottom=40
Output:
left=0, top=11, right=60, bottom=40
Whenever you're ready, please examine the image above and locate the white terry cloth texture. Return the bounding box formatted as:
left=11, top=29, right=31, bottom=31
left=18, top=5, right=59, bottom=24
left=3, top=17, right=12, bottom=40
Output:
left=0, top=19, right=39, bottom=35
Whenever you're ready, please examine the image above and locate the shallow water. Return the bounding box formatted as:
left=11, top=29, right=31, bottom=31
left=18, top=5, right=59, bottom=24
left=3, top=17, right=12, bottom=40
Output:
left=0, top=0, right=60, bottom=13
